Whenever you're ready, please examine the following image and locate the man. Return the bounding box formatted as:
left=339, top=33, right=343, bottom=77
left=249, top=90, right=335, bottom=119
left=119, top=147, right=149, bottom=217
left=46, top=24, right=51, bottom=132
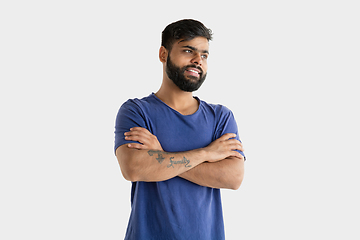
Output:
left=114, top=19, right=245, bottom=240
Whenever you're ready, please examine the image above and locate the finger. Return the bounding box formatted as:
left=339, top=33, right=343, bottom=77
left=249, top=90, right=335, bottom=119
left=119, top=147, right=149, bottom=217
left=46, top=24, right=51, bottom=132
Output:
left=125, top=130, right=151, bottom=139
left=230, top=141, right=244, bottom=152
left=222, top=139, right=244, bottom=151
left=125, top=134, right=149, bottom=144
left=230, top=144, right=244, bottom=152
left=129, top=127, right=150, bottom=134
left=125, top=130, right=142, bottom=136
left=239, top=143, right=244, bottom=152
left=236, top=143, right=245, bottom=152
left=125, top=127, right=146, bottom=134
left=125, top=128, right=153, bottom=139
left=127, top=143, right=145, bottom=149
left=229, top=151, right=244, bottom=160
left=225, top=139, right=241, bottom=144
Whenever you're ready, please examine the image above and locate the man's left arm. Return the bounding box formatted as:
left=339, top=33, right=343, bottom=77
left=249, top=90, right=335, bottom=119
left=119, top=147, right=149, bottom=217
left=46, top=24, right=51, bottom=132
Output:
left=187, top=107, right=245, bottom=189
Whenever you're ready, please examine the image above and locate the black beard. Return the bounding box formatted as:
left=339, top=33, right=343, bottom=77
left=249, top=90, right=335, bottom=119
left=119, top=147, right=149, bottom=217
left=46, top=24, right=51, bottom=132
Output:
left=165, top=55, right=207, bottom=92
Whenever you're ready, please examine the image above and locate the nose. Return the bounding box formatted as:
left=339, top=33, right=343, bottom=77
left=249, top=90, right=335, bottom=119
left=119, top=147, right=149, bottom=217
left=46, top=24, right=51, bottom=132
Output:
left=191, top=53, right=203, bottom=66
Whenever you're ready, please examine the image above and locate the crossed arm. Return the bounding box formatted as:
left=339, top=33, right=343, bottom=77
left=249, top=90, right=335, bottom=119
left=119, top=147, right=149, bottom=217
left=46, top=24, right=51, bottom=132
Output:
left=115, top=127, right=245, bottom=190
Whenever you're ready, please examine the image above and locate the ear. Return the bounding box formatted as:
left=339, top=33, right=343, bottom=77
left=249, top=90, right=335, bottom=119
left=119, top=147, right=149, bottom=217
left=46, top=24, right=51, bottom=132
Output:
left=159, top=46, right=168, bottom=63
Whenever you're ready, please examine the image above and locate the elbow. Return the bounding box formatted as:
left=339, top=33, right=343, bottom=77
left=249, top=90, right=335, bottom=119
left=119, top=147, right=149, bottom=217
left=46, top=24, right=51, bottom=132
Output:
left=120, top=162, right=140, bottom=182
left=116, top=148, right=140, bottom=182
left=228, top=157, right=245, bottom=190
left=230, top=173, right=244, bottom=190
left=121, top=168, right=136, bottom=182
left=218, top=169, right=244, bottom=190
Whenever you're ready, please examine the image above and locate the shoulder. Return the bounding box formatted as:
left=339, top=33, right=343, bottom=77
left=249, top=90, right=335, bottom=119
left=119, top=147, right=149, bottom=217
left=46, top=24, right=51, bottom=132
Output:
left=198, top=99, right=237, bottom=131
left=199, top=98, right=233, bottom=117
left=119, top=93, right=158, bottom=114
left=121, top=94, right=155, bottom=109
left=115, top=94, right=158, bottom=134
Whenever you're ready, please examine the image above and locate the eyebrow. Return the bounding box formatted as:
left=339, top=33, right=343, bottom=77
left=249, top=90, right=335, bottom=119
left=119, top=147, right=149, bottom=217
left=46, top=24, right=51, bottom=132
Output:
left=182, top=45, right=209, bottom=55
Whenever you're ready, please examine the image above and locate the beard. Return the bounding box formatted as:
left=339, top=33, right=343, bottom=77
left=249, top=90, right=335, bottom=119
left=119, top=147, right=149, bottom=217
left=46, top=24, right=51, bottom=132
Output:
left=165, top=55, right=207, bottom=92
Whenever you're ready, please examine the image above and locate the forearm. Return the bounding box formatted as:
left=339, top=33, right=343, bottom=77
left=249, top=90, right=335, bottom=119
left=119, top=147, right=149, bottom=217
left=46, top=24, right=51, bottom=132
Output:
left=179, top=156, right=245, bottom=190
left=116, top=145, right=207, bottom=182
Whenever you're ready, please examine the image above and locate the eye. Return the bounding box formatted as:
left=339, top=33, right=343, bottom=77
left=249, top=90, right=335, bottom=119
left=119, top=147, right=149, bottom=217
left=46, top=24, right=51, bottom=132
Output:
left=201, top=54, right=208, bottom=59
left=184, top=49, right=192, bottom=53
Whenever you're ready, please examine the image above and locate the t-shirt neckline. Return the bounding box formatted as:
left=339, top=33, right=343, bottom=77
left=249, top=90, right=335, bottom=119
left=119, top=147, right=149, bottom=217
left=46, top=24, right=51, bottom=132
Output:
left=150, top=93, right=201, bottom=117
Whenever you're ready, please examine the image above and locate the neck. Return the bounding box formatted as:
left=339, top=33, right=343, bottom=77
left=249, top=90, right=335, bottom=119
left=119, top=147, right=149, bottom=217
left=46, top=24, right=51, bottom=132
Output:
left=155, top=76, right=199, bottom=115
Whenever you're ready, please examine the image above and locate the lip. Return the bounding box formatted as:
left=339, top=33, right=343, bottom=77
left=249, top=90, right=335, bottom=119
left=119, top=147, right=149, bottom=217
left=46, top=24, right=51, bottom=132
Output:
left=185, top=70, right=200, bottom=78
left=186, top=67, right=202, bottom=74
left=185, top=67, right=203, bottom=78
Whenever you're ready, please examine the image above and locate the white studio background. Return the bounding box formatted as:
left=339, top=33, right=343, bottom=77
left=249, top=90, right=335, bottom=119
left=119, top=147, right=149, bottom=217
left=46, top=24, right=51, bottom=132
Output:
left=1, top=1, right=359, bottom=239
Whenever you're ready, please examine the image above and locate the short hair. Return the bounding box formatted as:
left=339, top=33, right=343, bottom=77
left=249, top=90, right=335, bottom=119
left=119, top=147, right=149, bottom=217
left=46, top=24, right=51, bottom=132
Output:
left=161, top=19, right=213, bottom=51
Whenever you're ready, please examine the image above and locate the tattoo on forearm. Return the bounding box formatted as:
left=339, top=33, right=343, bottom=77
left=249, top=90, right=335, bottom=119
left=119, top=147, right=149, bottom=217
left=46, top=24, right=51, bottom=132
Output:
left=147, top=150, right=165, bottom=164
left=167, top=157, right=192, bottom=168
left=147, top=150, right=191, bottom=168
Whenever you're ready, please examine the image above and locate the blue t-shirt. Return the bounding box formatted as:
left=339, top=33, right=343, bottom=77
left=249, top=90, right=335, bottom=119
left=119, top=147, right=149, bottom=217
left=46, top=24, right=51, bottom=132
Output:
left=114, top=93, right=244, bottom=240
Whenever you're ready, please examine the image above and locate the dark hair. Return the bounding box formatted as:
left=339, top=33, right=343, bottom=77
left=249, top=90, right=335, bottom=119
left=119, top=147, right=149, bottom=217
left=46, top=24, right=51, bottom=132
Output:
left=161, top=19, right=213, bottom=51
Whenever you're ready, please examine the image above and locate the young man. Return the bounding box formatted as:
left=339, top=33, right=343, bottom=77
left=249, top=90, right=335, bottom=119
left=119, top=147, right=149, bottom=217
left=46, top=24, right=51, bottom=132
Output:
left=114, top=19, right=245, bottom=240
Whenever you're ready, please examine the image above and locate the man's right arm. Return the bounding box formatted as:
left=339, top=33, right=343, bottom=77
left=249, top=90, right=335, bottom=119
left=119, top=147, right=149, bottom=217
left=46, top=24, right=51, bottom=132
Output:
left=116, top=145, right=208, bottom=182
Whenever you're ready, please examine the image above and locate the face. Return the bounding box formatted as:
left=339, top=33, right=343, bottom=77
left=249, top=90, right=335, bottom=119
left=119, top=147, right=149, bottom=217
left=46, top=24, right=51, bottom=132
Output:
left=165, top=37, right=209, bottom=92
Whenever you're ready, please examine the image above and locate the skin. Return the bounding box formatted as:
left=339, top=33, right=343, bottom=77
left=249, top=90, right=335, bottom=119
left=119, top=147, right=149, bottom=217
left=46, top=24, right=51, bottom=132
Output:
left=116, top=37, right=245, bottom=190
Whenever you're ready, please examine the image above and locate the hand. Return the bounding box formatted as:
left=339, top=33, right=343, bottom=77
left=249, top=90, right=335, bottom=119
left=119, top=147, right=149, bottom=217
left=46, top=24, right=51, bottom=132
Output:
left=204, top=133, right=244, bottom=162
left=124, top=127, right=163, bottom=151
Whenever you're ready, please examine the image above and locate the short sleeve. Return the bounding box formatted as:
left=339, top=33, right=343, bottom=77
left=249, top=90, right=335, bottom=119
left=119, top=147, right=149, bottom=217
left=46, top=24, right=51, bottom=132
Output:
left=114, top=99, right=147, bottom=153
left=214, top=106, right=246, bottom=160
